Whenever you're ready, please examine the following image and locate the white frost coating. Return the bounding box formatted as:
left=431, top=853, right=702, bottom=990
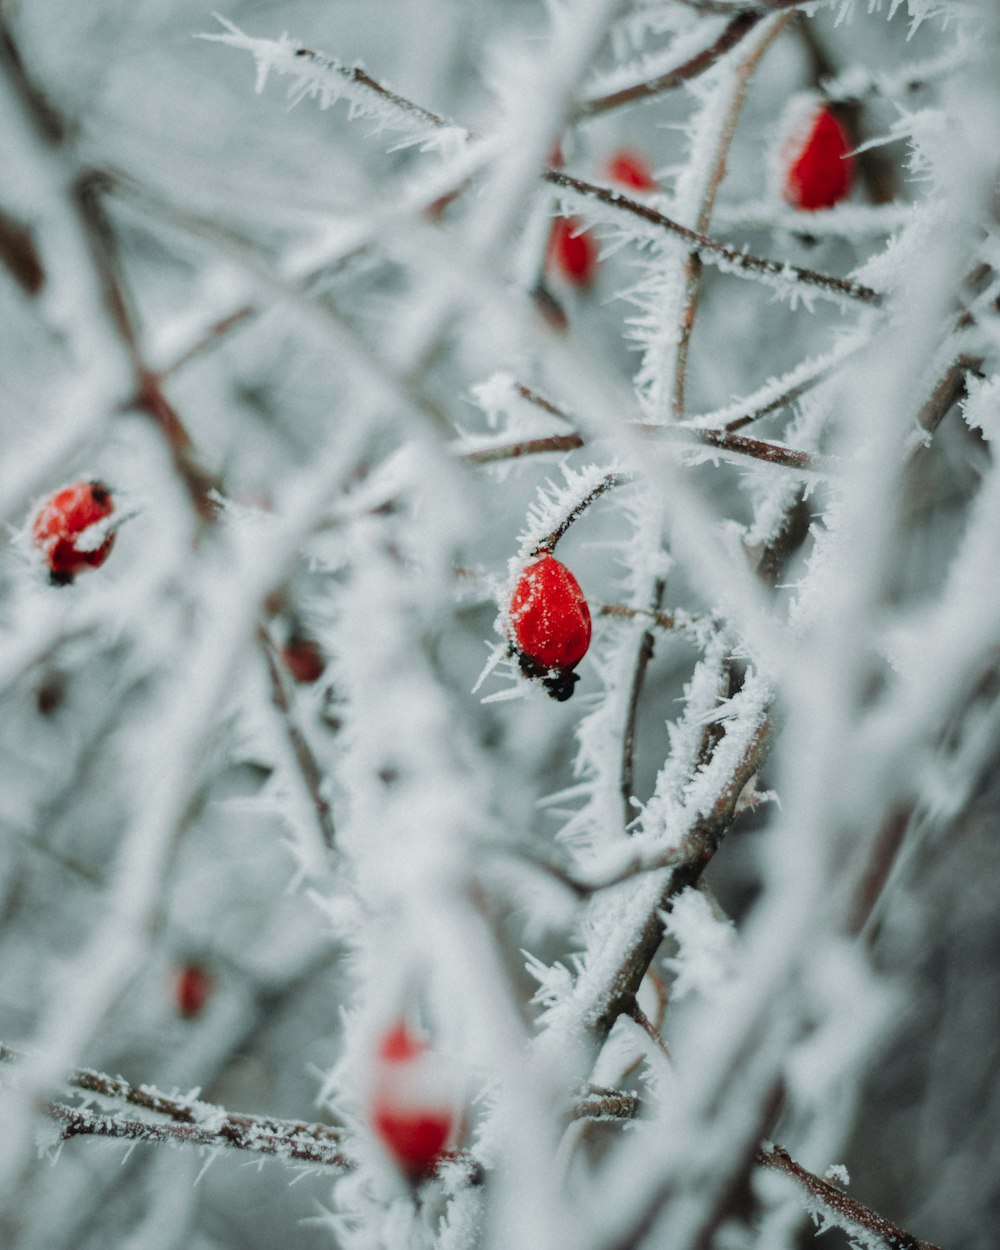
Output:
left=662, top=888, right=740, bottom=1001
left=1, top=1, right=997, bottom=1247
left=711, top=200, right=915, bottom=241
left=199, top=18, right=470, bottom=157
left=580, top=17, right=730, bottom=107
left=515, top=462, right=622, bottom=559
left=960, top=371, right=1000, bottom=441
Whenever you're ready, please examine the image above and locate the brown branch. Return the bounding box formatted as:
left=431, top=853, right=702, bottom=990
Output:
left=576, top=13, right=763, bottom=118
left=71, top=178, right=221, bottom=523
left=544, top=169, right=882, bottom=307
left=599, top=602, right=709, bottom=634
left=758, top=1145, right=943, bottom=1250
left=49, top=1102, right=351, bottom=1171
left=461, top=393, right=825, bottom=472
left=568, top=1083, right=940, bottom=1250
left=0, top=208, right=44, bottom=293
left=462, top=433, right=585, bottom=464
left=530, top=472, right=627, bottom=555
left=591, top=713, right=774, bottom=1039
left=259, top=630, right=337, bottom=851
left=677, top=0, right=813, bottom=13
left=291, top=46, right=454, bottom=131
left=672, top=13, right=794, bottom=416
left=573, top=1088, right=641, bottom=1122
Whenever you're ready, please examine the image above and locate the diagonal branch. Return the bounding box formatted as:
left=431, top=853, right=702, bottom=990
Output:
left=758, top=1145, right=943, bottom=1250
left=576, top=13, right=763, bottom=117
left=545, top=169, right=882, bottom=307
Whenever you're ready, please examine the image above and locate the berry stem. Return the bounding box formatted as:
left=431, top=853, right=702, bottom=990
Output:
left=529, top=471, right=626, bottom=555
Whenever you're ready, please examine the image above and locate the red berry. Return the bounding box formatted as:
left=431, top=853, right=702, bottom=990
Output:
left=547, top=217, right=598, bottom=287
left=32, top=480, right=115, bottom=585
left=173, top=965, right=213, bottom=1019
left=605, top=149, right=657, bottom=192
left=281, top=635, right=325, bottom=683
left=378, top=1020, right=425, bottom=1064
left=508, top=553, right=591, bottom=700
left=782, top=107, right=854, bottom=211
left=371, top=1021, right=455, bottom=1181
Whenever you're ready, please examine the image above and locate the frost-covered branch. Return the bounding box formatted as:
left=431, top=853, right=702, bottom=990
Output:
left=198, top=18, right=469, bottom=154
left=545, top=169, right=883, bottom=306
left=48, top=1103, right=351, bottom=1171
left=758, top=1146, right=943, bottom=1250
left=576, top=13, right=763, bottom=117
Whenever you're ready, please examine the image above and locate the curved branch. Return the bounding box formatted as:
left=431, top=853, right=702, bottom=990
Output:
left=576, top=13, right=763, bottom=117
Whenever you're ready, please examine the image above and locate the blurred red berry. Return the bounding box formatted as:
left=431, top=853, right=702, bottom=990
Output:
left=32, top=480, right=115, bottom=585
left=173, top=965, right=213, bottom=1019
left=605, top=149, right=657, bottom=192
left=547, top=217, right=598, bottom=287
left=371, top=1020, right=456, bottom=1181
left=508, top=553, right=591, bottom=700
left=782, top=107, right=854, bottom=211
left=281, top=635, right=325, bottom=683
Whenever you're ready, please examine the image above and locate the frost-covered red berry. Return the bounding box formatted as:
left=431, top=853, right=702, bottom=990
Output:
left=547, top=216, right=598, bottom=287
left=507, top=552, right=591, bottom=701
left=370, top=1021, right=455, bottom=1182
left=281, top=634, right=325, bottom=683
left=173, top=964, right=213, bottom=1019
left=32, top=480, right=115, bottom=585
left=781, top=107, right=854, bottom=211
left=605, top=148, right=657, bottom=192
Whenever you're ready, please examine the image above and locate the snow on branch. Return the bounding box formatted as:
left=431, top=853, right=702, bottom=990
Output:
left=516, top=463, right=626, bottom=557
left=198, top=16, right=470, bottom=156
left=576, top=12, right=763, bottom=117
left=545, top=169, right=884, bottom=307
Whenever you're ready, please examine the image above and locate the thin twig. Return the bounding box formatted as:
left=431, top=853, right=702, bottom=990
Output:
left=758, top=1145, right=943, bottom=1250
left=673, top=13, right=794, bottom=415
left=531, top=472, right=628, bottom=555
left=568, top=1083, right=942, bottom=1250
left=676, top=0, right=812, bottom=13
left=260, top=631, right=337, bottom=851
left=48, top=1103, right=351, bottom=1170
left=461, top=386, right=827, bottom=473
left=576, top=13, right=763, bottom=118
left=544, top=169, right=882, bottom=307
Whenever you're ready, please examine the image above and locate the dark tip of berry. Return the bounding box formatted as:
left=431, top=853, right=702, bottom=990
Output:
left=542, top=669, right=578, bottom=702
left=516, top=651, right=548, bottom=681
left=49, top=569, right=75, bottom=587
left=88, top=481, right=110, bottom=504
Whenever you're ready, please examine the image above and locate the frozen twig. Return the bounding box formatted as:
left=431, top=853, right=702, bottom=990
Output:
left=260, top=632, right=337, bottom=853
left=460, top=386, right=829, bottom=472
left=48, top=1103, right=351, bottom=1171
left=758, top=1145, right=943, bottom=1250
left=545, top=169, right=882, bottom=306
left=576, top=13, right=763, bottom=117
left=672, top=12, right=794, bottom=415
